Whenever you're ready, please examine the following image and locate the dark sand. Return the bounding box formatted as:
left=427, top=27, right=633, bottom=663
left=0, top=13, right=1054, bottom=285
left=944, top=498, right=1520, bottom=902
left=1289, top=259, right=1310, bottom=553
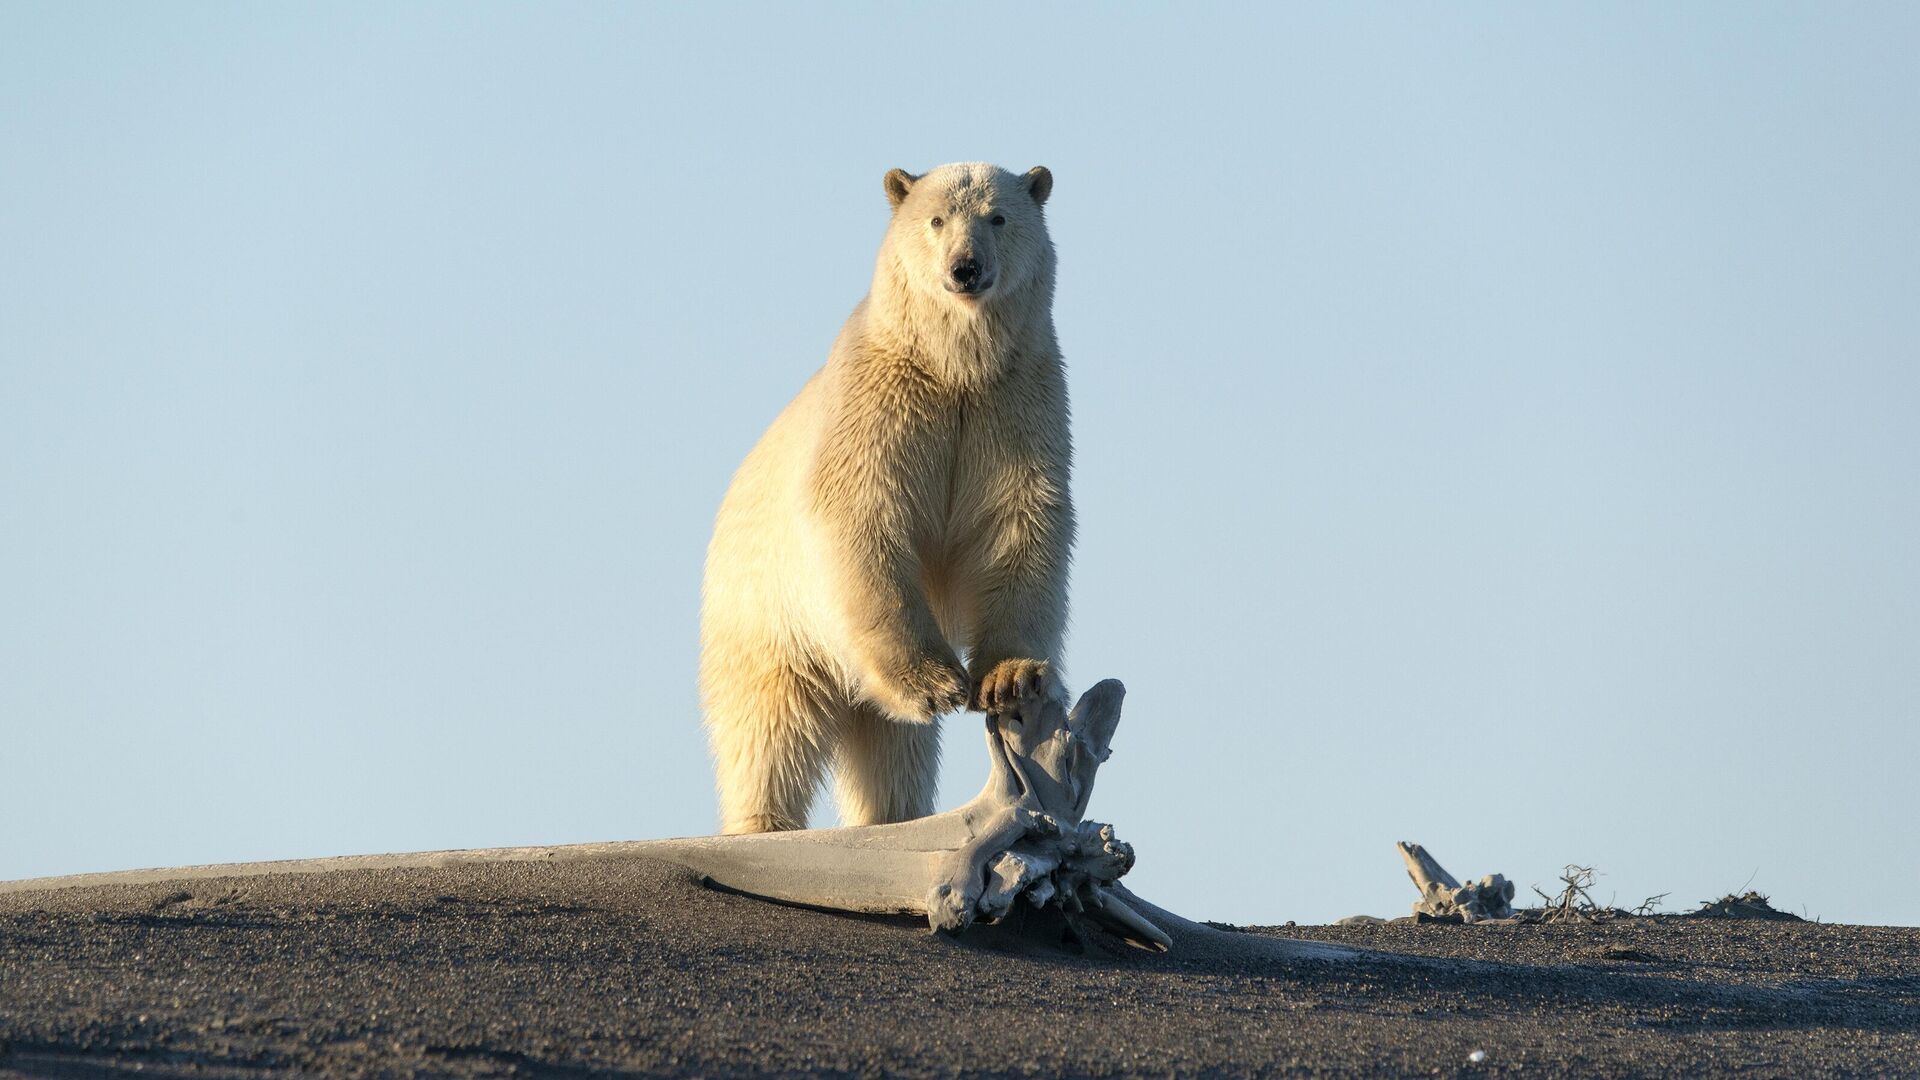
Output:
left=2, top=855, right=1916, bottom=1077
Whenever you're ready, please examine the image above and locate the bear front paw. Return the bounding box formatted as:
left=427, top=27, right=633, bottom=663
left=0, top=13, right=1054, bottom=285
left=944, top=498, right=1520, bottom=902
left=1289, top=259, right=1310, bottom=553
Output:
left=871, top=654, right=970, bottom=723
left=973, top=657, right=1058, bottom=715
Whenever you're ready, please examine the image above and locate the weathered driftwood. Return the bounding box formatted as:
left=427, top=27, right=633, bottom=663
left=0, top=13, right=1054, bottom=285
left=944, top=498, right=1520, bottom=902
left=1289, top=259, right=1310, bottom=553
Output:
left=1398, top=841, right=1515, bottom=923
left=6, top=678, right=1386, bottom=959
left=639, top=678, right=1170, bottom=950
left=0, top=680, right=1173, bottom=951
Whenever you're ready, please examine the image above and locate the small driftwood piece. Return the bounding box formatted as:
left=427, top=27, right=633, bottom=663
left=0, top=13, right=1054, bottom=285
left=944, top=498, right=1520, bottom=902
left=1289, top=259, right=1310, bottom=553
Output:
left=1398, top=841, right=1515, bottom=923
left=637, top=679, right=1170, bottom=951
left=1532, top=864, right=1615, bottom=923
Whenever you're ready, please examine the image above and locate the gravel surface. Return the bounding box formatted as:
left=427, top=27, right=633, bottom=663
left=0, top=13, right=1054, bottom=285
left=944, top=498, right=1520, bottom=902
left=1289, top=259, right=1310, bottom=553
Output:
left=2, top=855, right=1916, bottom=1077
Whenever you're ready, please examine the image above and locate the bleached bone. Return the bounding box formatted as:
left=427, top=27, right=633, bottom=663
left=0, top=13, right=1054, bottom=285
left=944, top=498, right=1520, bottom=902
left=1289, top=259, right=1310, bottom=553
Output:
left=1397, top=841, right=1515, bottom=923
left=634, top=678, right=1170, bottom=950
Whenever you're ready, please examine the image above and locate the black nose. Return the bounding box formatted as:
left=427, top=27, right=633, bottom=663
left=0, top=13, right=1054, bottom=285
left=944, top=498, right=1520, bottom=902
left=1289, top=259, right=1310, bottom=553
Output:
left=951, top=258, right=981, bottom=287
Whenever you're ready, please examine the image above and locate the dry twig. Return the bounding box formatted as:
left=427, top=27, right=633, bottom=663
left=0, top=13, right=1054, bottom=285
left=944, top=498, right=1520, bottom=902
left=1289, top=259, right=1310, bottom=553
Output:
left=1530, top=865, right=1615, bottom=923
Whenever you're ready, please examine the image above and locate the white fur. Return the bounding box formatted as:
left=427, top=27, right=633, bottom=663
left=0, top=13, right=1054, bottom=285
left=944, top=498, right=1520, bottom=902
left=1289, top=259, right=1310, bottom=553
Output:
left=701, top=163, right=1074, bottom=834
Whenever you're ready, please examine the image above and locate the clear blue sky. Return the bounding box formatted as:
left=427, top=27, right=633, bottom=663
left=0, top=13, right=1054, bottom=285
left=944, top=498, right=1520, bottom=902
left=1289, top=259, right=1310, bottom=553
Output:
left=4, top=3, right=1916, bottom=925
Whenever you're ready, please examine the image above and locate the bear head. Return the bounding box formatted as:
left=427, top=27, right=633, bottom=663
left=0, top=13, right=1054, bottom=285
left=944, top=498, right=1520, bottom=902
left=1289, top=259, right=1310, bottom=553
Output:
left=880, top=162, right=1055, bottom=311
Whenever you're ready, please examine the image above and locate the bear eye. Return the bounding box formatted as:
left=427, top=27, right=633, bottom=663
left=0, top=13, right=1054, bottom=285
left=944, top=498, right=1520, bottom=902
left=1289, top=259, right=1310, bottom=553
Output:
left=991, top=214, right=1006, bottom=226
left=930, top=216, right=944, bottom=229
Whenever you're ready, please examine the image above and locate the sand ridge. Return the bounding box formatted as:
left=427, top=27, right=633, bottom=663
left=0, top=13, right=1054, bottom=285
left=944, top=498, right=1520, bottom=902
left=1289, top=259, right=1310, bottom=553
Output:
left=2, top=854, right=1916, bottom=1077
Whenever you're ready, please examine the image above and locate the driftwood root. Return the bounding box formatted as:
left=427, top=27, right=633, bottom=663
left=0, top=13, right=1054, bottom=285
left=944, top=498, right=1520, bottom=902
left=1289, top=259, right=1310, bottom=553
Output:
left=1397, top=841, right=1515, bottom=923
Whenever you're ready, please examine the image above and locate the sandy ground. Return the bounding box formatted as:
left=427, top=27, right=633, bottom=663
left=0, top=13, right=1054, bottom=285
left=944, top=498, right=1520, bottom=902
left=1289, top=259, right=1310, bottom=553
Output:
left=2, top=854, right=1916, bottom=1078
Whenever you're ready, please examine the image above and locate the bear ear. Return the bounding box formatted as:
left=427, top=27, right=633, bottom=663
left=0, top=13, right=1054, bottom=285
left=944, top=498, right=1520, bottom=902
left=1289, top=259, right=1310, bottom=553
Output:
left=1024, top=166, right=1053, bottom=207
left=884, top=168, right=918, bottom=210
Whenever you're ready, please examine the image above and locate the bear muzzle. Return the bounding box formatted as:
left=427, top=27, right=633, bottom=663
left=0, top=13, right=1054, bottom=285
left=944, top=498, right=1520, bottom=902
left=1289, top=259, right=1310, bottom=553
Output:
left=944, top=257, right=995, bottom=297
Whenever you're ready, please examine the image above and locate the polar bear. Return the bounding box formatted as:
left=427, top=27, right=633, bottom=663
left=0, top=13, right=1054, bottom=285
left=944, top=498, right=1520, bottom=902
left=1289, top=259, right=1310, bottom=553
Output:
left=700, top=162, right=1073, bottom=834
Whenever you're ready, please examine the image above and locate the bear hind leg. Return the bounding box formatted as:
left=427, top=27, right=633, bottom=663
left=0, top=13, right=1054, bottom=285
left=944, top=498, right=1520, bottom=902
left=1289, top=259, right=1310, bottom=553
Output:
left=833, top=703, right=941, bottom=826
left=706, top=666, right=838, bottom=835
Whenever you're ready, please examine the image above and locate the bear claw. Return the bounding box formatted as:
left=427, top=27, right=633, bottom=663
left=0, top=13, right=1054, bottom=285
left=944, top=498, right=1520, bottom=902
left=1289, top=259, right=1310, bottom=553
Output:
left=974, top=657, right=1055, bottom=715
left=874, top=653, right=969, bottom=723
